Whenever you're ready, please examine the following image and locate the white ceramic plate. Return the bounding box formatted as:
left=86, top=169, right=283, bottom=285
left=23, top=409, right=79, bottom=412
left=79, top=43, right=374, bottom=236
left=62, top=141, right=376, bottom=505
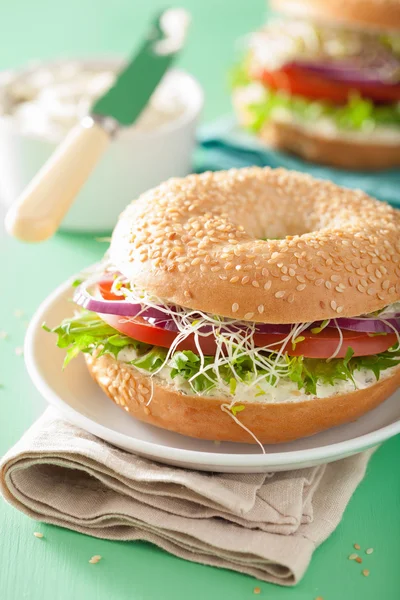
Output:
left=25, top=279, right=400, bottom=473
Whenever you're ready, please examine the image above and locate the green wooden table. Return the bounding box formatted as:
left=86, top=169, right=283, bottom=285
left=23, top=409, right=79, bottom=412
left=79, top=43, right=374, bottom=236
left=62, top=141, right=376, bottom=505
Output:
left=1, top=1, right=400, bottom=598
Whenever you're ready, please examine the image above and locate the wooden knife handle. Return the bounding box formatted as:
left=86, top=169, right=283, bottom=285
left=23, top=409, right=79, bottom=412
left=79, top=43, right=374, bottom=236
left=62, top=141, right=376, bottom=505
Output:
left=5, top=119, right=110, bottom=242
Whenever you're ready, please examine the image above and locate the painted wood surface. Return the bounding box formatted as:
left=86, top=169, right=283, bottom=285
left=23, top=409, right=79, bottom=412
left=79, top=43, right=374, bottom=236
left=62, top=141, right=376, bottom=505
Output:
left=1, top=1, right=400, bottom=598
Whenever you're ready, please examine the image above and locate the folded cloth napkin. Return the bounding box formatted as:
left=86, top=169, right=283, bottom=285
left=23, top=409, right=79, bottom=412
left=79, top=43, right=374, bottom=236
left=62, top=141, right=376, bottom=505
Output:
left=0, top=408, right=374, bottom=586
left=196, top=116, right=400, bottom=208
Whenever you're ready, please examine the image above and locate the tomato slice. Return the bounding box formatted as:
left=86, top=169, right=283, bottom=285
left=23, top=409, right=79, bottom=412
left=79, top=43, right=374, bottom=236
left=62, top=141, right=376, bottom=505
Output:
left=98, top=281, right=123, bottom=301
left=255, top=328, right=397, bottom=359
left=100, top=312, right=396, bottom=359
left=254, top=65, right=400, bottom=104
left=100, top=313, right=220, bottom=355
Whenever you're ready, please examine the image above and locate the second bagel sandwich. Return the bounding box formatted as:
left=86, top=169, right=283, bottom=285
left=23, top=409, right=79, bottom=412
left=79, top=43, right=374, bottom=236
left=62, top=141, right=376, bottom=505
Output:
left=47, top=168, right=400, bottom=444
left=232, top=0, right=400, bottom=170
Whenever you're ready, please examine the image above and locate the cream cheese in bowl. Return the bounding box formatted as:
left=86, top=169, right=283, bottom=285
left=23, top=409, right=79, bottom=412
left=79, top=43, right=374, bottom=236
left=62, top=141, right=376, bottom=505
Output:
left=0, top=59, right=203, bottom=232
left=0, top=61, right=187, bottom=140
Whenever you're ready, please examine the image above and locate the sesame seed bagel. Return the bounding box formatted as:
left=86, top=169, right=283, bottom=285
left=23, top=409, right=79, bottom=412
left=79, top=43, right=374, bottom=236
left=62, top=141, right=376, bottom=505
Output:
left=85, top=352, right=400, bottom=444
left=110, top=167, right=400, bottom=324
left=271, top=0, right=400, bottom=31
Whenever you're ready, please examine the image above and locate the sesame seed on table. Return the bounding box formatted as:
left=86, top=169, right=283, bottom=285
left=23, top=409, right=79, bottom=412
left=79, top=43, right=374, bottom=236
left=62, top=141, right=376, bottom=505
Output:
left=0, top=1, right=400, bottom=599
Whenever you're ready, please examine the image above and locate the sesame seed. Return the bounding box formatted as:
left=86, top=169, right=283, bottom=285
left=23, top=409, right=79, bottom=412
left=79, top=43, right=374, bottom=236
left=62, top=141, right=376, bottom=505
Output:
left=362, top=569, right=370, bottom=577
left=330, top=300, right=337, bottom=310
left=275, top=291, right=285, bottom=298
left=230, top=276, right=239, bottom=283
left=296, top=284, right=306, bottom=291
left=232, top=303, right=239, bottom=313
left=355, top=557, right=362, bottom=564
left=365, top=548, right=374, bottom=555
left=253, top=587, right=261, bottom=595
left=252, top=281, right=259, bottom=288
left=348, top=553, right=358, bottom=560
left=264, top=281, right=272, bottom=290
left=257, top=305, right=264, bottom=314
left=354, top=543, right=361, bottom=550
left=89, top=555, right=102, bottom=564
left=244, top=312, right=254, bottom=320
left=241, top=276, right=250, bottom=285
left=33, top=532, right=44, bottom=539
left=325, top=281, right=332, bottom=289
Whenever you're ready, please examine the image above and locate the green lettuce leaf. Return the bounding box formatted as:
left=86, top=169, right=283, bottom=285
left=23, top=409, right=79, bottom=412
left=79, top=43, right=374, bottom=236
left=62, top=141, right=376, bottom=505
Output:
left=43, top=311, right=151, bottom=368
left=131, top=347, right=168, bottom=373
left=46, top=311, right=400, bottom=395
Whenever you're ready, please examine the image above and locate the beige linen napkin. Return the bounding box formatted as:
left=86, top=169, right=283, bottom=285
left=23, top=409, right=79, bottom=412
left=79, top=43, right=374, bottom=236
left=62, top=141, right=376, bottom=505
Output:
left=0, top=408, right=373, bottom=586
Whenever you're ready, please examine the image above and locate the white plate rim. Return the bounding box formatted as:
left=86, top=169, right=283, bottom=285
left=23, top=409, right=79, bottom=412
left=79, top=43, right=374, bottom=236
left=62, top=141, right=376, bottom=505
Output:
left=25, top=278, right=400, bottom=468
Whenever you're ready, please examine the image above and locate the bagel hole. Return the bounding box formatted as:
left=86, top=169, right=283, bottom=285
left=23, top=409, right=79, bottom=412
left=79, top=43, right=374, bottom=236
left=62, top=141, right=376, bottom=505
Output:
left=241, top=209, right=311, bottom=240
left=257, top=222, right=311, bottom=240
left=232, top=188, right=313, bottom=239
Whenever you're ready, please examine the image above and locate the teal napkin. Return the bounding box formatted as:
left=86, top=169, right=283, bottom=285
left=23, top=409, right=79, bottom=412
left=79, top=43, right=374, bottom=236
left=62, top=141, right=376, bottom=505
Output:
left=196, top=116, right=400, bottom=208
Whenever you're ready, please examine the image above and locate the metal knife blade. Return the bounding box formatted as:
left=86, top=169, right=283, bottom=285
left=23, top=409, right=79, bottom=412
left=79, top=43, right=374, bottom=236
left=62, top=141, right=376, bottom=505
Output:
left=92, top=8, right=190, bottom=127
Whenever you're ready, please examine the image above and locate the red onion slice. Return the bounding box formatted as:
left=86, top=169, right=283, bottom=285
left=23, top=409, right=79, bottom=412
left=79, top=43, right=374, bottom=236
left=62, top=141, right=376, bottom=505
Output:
left=335, top=317, right=400, bottom=333
left=73, top=279, right=400, bottom=335
left=73, top=282, right=167, bottom=320
left=291, top=60, right=400, bottom=86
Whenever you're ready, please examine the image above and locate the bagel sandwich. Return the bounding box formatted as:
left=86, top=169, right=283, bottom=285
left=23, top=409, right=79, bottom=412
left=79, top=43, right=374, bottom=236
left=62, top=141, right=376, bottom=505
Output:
left=47, top=168, right=400, bottom=445
left=232, top=0, right=400, bottom=170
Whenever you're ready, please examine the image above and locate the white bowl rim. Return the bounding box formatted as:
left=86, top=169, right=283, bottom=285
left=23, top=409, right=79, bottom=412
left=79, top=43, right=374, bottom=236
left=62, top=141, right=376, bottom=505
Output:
left=24, top=277, right=400, bottom=468
left=0, top=57, right=204, bottom=143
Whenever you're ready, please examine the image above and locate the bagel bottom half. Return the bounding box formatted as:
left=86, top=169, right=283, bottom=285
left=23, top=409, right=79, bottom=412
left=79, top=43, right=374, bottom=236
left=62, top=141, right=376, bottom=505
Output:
left=85, top=353, right=400, bottom=444
left=259, top=120, right=400, bottom=171
left=234, top=101, right=400, bottom=171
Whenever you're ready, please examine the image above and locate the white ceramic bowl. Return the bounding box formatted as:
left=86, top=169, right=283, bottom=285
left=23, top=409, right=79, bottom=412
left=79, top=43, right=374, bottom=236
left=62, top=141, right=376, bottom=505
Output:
left=0, top=59, right=203, bottom=233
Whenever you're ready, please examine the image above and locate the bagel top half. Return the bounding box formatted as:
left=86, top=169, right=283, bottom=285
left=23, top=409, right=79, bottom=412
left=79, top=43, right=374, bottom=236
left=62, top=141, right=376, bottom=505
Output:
left=110, top=167, right=400, bottom=324
left=271, top=0, right=400, bottom=31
